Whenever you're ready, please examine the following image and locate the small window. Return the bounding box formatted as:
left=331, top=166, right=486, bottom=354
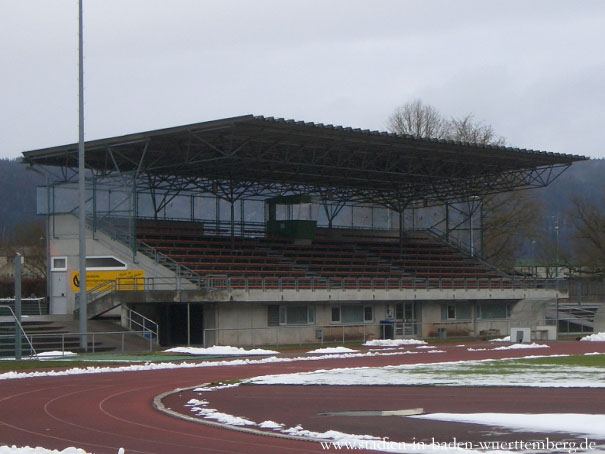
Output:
left=447, top=304, right=456, bottom=320
left=331, top=307, right=341, bottom=322
left=364, top=306, right=373, bottom=322
left=267, top=305, right=280, bottom=326
left=307, top=306, right=315, bottom=324
left=51, top=257, right=67, bottom=271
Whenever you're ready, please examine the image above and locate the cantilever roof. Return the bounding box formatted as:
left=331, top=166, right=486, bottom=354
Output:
left=21, top=114, right=587, bottom=205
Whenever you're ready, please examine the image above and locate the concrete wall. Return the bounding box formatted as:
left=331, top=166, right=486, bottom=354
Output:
left=48, top=214, right=180, bottom=314
left=210, top=302, right=387, bottom=347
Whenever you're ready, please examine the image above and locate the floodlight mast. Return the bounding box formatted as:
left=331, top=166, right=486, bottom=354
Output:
left=78, top=0, right=87, bottom=350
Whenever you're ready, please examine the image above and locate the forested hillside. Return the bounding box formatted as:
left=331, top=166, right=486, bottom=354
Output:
left=0, top=159, right=44, bottom=243
left=0, top=157, right=602, bottom=258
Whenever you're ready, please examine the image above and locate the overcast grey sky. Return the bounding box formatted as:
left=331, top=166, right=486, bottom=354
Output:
left=1, top=0, right=604, bottom=159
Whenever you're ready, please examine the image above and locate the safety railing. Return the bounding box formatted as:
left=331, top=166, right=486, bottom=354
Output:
left=201, top=276, right=566, bottom=293
left=0, top=305, right=37, bottom=358
left=81, top=276, right=566, bottom=301
left=0, top=330, right=157, bottom=357
left=0, top=297, right=48, bottom=315
left=125, top=306, right=159, bottom=344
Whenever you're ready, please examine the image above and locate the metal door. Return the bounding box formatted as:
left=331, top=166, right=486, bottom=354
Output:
left=51, top=271, right=67, bottom=314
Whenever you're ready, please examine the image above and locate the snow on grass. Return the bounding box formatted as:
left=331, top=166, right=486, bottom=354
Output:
left=581, top=332, right=605, bottom=342
left=0, top=447, right=90, bottom=454
left=307, top=347, right=357, bottom=354
left=412, top=413, right=605, bottom=439
left=36, top=351, right=77, bottom=359
left=0, top=350, right=401, bottom=381
left=245, top=356, right=605, bottom=388
left=492, top=343, right=549, bottom=350
left=163, top=345, right=279, bottom=355
left=363, top=339, right=427, bottom=347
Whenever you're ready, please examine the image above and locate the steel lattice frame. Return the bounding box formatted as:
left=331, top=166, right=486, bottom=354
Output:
left=22, top=115, right=587, bottom=210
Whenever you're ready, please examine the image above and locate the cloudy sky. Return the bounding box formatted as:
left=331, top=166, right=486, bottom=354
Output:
left=1, top=0, right=604, bottom=159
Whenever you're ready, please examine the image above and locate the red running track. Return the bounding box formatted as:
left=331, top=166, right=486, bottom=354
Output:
left=1, top=341, right=604, bottom=453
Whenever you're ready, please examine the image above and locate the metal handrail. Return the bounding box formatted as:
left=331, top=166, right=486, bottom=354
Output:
left=125, top=306, right=159, bottom=344
left=87, top=275, right=566, bottom=293
left=0, top=305, right=37, bottom=357
left=215, top=276, right=564, bottom=292
left=137, top=240, right=203, bottom=286
left=0, top=330, right=156, bottom=354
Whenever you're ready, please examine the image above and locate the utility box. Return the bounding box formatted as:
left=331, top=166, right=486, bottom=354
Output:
left=437, top=327, right=447, bottom=339
left=510, top=327, right=531, bottom=343
left=534, top=325, right=557, bottom=341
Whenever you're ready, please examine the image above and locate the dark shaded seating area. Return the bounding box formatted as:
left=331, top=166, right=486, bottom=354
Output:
left=136, top=220, right=506, bottom=283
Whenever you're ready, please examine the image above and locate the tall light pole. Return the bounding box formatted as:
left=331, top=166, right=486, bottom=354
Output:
left=78, top=0, right=87, bottom=350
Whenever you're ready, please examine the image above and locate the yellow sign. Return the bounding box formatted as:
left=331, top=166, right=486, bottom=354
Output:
left=71, top=270, right=145, bottom=292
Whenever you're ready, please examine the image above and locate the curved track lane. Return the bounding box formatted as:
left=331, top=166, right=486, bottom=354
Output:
left=1, top=342, right=604, bottom=453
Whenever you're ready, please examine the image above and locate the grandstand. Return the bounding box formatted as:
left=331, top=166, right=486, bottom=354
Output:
left=22, top=115, right=586, bottom=346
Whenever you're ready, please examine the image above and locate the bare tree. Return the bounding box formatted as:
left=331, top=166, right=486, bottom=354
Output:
left=1, top=220, right=46, bottom=279
left=567, top=194, right=605, bottom=277
left=481, top=191, right=543, bottom=269
left=388, top=100, right=539, bottom=271
left=446, top=114, right=506, bottom=146
left=387, top=99, right=449, bottom=138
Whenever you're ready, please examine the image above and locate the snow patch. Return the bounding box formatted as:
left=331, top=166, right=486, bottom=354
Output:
left=492, top=343, right=549, bottom=350
left=245, top=356, right=605, bottom=388
left=581, top=332, right=605, bottom=342
left=193, top=383, right=239, bottom=392
left=164, top=346, right=278, bottom=356
left=489, top=336, right=511, bottom=342
left=36, top=351, right=77, bottom=358
left=2, top=349, right=408, bottom=381
left=307, top=347, right=357, bottom=354
left=282, top=425, right=378, bottom=442
left=412, top=413, right=605, bottom=439
left=258, top=420, right=284, bottom=429
left=363, top=339, right=427, bottom=347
